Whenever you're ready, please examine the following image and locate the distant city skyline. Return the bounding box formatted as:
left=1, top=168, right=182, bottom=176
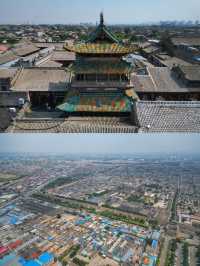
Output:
left=0, top=0, right=200, bottom=25
left=0, top=134, right=200, bottom=155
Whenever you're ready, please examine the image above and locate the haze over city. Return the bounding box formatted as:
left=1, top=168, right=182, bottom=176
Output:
left=0, top=134, right=200, bottom=155
left=0, top=0, right=200, bottom=24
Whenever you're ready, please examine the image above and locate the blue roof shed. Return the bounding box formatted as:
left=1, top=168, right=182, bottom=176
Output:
left=38, top=252, right=54, bottom=265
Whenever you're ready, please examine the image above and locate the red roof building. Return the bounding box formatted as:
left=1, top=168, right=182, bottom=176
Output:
left=0, top=45, right=8, bottom=53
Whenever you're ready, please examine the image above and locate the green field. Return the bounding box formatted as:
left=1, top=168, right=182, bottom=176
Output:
left=0, top=173, right=20, bottom=181
left=33, top=193, right=148, bottom=228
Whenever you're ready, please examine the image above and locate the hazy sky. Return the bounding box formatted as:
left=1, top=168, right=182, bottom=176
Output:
left=0, top=134, right=200, bottom=155
left=0, top=0, right=200, bottom=24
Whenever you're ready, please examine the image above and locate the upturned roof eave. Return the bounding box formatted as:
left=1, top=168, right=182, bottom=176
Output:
left=86, top=25, right=120, bottom=44
left=64, top=44, right=136, bottom=55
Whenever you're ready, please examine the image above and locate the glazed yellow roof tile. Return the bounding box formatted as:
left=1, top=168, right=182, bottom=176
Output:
left=64, top=43, right=136, bottom=54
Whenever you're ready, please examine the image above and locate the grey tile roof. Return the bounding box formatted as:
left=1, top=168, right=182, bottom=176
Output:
left=0, top=51, right=19, bottom=65
left=13, top=44, right=40, bottom=57
left=5, top=101, right=200, bottom=133
left=38, top=60, right=63, bottom=68
left=131, top=74, right=156, bottom=92
left=137, top=101, right=200, bottom=132
left=51, top=51, right=75, bottom=61
left=12, top=68, right=70, bottom=92
left=177, top=65, right=200, bottom=82
left=172, top=37, right=200, bottom=46
left=0, top=68, right=18, bottom=79
left=155, top=54, right=192, bottom=68
left=6, top=117, right=137, bottom=133
left=132, top=67, right=200, bottom=93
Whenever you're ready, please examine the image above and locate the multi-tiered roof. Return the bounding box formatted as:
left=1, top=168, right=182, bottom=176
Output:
left=58, top=13, right=138, bottom=113
left=64, top=13, right=136, bottom=55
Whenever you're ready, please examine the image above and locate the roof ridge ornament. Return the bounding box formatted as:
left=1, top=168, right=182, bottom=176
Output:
left=100, top=12, right=104, bottom=26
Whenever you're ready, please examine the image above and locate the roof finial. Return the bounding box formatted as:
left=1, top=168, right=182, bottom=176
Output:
left=100, top=12, right=104, bottom=26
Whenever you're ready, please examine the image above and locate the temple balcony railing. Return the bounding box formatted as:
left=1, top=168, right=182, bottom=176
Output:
left=71, top=80, right=133, bottom=89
